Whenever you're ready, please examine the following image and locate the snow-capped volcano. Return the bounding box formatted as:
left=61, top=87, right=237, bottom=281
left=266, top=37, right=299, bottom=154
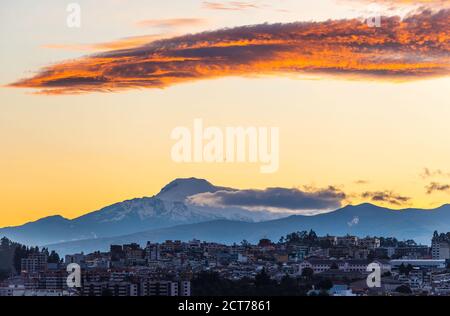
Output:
left=156, top=177, right=229, bottom=201
left=0, top=178, right=287, bottom=246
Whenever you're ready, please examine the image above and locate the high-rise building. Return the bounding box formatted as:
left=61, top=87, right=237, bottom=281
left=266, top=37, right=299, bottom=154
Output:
left=432, top=241, right=450, bottom=260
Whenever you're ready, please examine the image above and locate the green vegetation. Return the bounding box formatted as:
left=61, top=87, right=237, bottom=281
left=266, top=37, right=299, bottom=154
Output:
left=0, top=237, right=22, bottom=280
left=192, top=269, right=334, bottom=296
left=0, top=236, right=58, bottom=280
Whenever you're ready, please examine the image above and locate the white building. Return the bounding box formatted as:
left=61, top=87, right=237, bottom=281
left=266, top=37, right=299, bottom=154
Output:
left=140, top=280, right=191, bottom=296
left=432, top=241, right=450, bottom=260
left=299, top=259, right=390, bottom=274
left=20, top=253, right=48, bottom=274
left=390, top=259, right=446, bottom=270
left=336, top=236, right=359, bottom=247
left=359, top=237, right=381, bottom=250
left=65, top=253, right=85, bottom=265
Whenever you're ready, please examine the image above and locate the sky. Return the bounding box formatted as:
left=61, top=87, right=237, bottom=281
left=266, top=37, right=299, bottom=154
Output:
left=0, top=0, right=449, bottom=227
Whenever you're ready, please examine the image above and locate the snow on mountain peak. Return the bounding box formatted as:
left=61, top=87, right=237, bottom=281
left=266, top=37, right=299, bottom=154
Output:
left=156, top=177, right=226, bottom=201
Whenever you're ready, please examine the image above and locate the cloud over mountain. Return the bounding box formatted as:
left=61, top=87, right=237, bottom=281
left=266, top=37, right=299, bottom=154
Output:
left=10, top=9, right=450, bottom=94
left=187, top=186, right=346, bottom=213
left=361, top=190, right=411, bottom=205
left=421, top=167, right=450, bottom=179
left=426, top=182, right=450, bottom=194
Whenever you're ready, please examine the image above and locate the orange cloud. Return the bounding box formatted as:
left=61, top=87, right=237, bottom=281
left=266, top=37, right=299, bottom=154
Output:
left=10, top=10, right=450, bottom=95
left=348, top=0, right=450, bottom=8
left=365, top=0, right=448, bottom=3
left=136, top=18, right=208, bottom=28
left=43, top=35, right=166, bottom=52
left=202, top=1, right=261, bottom=11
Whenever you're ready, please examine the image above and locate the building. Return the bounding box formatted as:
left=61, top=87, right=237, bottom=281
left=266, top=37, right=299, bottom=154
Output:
left=390, top=259, right=447, bottom=270
left=328, top=284, right=356, bottom=296
left=21, top=253, right=48, bottom=274
left=145, top=242, right=161, bottom=261
left=38, top=271, right=67, bottom=290
left=395, top=246, right=430, bottom=259
left=432, top=241, right=450, bottom=260
left=318, top=236, right=338, bottom=246
left=65, top=253, right=86, bottom=265
left=140, top=280, right=191, bottom=296
left=336, top=236, right=358, bottom=247
left=0, top=286, right=15, bottom=296
left=300, top=259, right=390, bottom=274
left=359, top=237, right=381, bottom=250
left=374, top=247, right=396, bottom=258
left=82, top=281, right=138, bottom=296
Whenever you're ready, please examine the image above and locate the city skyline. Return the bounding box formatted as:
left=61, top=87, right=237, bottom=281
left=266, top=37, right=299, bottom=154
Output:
left=2, top=229, right=450, bottom=297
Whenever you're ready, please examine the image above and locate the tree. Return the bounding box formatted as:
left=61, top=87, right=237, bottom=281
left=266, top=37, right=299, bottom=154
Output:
left=0, top=237, right=44, bottom=278
left=317, top=278, right=333, bottom=291
left=399, top=263, right=414, bottom=276
left=47, top=250, right=60, bottom=264
left=396, top=285, right=412, bottom=294
left=301, top=268, right=314, bottom=279
left=13, top=245, right=28, bottom=273
left=433, top=230, right=439, bottom=241
left=279, top=274, right=298, bottom=295
left=258, top=239, right=272, bottom=247
left=255, top=268, right=272, bottom=287
left=101, top=288, right=113, bottom=296
left=1, top=237, right=10, bottom=250
left=307, top=230, right=318, bottom=243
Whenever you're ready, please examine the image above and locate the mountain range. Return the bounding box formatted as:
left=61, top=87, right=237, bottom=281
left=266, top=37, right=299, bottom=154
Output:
left=45, top=203, right=450, bottom=255
left=0, top=178, right=286, bottom=246
left=1, top=178, right=450, bottom=255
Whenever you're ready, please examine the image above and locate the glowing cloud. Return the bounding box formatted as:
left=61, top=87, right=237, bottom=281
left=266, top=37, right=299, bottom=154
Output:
left=354, top=0, right=449, bottom=5
left=10, top=9, right=450, bottom=94
left=426, top=182, right=450, bottom=194
left=42, top=35, right=167, bottom=52
left=361, top=191, right=411, bottom=205
left=202, top=1, right=261, bottom=11
left=187, top=186, right=347, bottom=213
left=136, top=18, right=208, bottom=29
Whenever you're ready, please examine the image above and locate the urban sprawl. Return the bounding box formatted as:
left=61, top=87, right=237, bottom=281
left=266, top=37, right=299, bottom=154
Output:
left=1, top=231, right=450, bottom=296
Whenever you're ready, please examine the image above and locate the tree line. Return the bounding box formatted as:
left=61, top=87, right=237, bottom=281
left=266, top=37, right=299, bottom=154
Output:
left=0, top=237, right=61, bottom=280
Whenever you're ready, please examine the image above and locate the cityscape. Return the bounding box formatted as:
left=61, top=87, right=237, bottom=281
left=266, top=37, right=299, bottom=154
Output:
left=1, top=230, right=450, bottom=296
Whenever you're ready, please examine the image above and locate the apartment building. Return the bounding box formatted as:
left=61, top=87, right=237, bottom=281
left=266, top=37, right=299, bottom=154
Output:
left=21, top=253, right=48, bottom=274
left=432, top=241, right=450, bottom=260
left=140, top=280, right=191, bottom=296
left=359, top=237, right=381, bottom=250
left=336, top=236, right=359, bottom=247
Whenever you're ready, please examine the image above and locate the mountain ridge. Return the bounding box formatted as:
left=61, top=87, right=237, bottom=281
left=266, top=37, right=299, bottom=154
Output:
left=2, top=178, right=449, bottom=249
left=0, top=178, right=288, bottom=245
left=44, top=203, right=450, bottom=255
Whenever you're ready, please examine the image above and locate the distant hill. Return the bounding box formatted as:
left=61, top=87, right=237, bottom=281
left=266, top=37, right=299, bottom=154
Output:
left=46, top=203, right=450, bottom=255
left=0, top=178, right=287, bottom=246
left=3, top=178, right=450, bottom=254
